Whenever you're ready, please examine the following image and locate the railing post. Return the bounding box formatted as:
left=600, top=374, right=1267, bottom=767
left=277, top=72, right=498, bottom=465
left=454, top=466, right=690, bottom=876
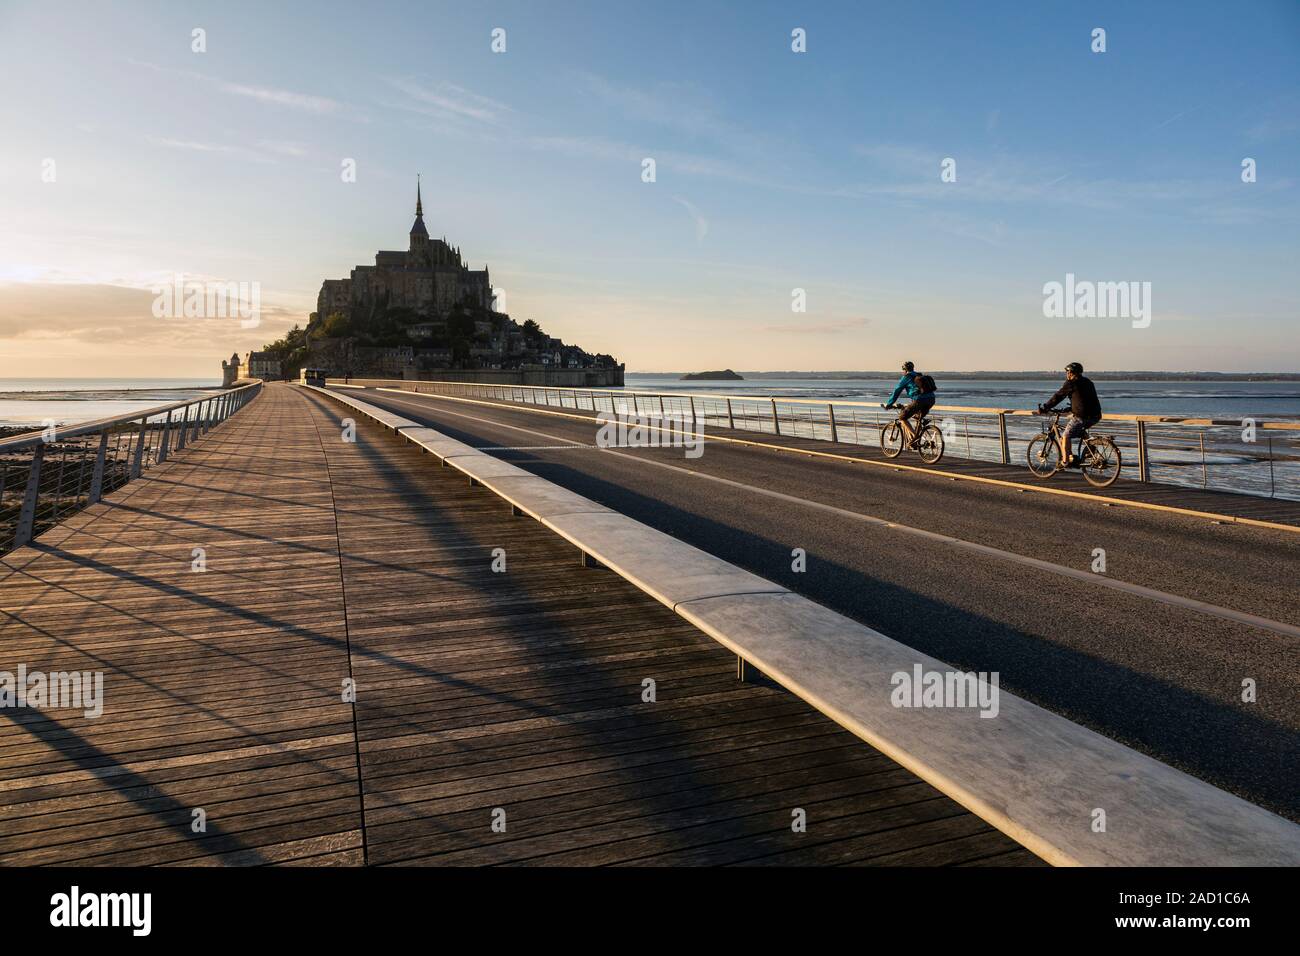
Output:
left=131, top=419, right=148, bottom=478
left=158, top=410, right=173, bottom=463
left=1268, top=435, right=1276, bottom=497
left=689, top=396, right=696, bottom=424
left=771, top=399, right=780, bottom=435
left=177, top=405, right=191, bottom=449
left=88, top=432, right=108, bottom=503
left=828, top=403, right=838, bottom=443
left=1136, top=420, right=1150, bottom=482
left=14, top=443, right=45, bottom=549
left=998, top=413, right=1010, bottom=464
left=726, top=398, right=735, bottom=430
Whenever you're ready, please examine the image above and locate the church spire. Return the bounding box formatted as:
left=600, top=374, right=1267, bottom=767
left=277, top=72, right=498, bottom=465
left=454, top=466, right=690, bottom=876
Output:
left=409, top=175, right=429, bottom=243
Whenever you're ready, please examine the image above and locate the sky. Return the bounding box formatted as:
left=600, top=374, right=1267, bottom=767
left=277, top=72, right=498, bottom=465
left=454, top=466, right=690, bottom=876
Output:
left=0, top=0, right=1297, bottom=378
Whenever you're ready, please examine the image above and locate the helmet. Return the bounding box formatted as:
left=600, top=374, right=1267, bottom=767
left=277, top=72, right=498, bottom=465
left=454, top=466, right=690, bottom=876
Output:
left=1065, top=362, right=1083, bottom=375
left=901, top=361, right=915, bottom=372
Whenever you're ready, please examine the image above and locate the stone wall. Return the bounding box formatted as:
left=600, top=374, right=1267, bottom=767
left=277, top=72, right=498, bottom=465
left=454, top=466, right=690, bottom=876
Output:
left=339, top=367, right=624, bottom=388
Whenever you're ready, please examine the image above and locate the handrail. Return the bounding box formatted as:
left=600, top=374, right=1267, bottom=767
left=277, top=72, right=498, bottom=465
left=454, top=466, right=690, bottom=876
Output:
left=0, top=380, right=263, bottom=452
left=331, top=376, right=1300, bottom=429
left=0, top=380, right=263, bottom=556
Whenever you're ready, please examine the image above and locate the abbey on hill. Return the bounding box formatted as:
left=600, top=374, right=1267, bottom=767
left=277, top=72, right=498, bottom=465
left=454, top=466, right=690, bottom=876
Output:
left=316, top=179, right=493, bottom=324
left=249, top=182, right=623, bottom=384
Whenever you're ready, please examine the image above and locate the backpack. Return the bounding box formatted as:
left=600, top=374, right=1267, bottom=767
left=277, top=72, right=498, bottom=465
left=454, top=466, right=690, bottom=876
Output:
left=918, top=374, right=937, bottom=393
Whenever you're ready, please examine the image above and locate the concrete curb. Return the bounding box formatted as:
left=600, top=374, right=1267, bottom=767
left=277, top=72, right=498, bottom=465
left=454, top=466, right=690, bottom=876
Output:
left=303, top=383, right=1300, bottom=867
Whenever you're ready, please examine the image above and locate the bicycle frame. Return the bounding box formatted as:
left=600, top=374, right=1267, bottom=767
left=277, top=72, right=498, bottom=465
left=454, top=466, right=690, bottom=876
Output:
left=885, top=403, right=931, bottom=443
left=1041, top=410, right=1080, bottom=460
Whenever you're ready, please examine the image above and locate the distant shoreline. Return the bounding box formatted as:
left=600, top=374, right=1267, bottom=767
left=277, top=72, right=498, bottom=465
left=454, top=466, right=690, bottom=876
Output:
left=0, top=386, right=224, bottom=401
left=635, top=371, right=1300, bottom=382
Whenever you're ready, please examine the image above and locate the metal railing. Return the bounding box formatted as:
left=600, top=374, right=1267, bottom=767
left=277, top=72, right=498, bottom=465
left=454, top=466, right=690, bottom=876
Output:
left=335, top=378, right=1300, bottom=502
left=0, top=381, right=263, bottom=557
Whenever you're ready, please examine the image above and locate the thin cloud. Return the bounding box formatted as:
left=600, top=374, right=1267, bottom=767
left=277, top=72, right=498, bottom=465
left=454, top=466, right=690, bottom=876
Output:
left=219, top=81, right=341, bottom=114
left=526, top=135, right=771, bottom=187
left=1245, top=115, right=1300, bottom=142
left=257, top=139, right=310, bottom=157
left=762, top=317, right=870, bottom=334
left=128, top=59, right=353, bottom=118
left=149, top=137, right=240, bottom=154
left=147, top=136, right=276, bottom=164
left=672, top=197, right=709, bottom=244
left=854, top=143, right=939, bottom=176
left=382, top=77, right=510, bottom=123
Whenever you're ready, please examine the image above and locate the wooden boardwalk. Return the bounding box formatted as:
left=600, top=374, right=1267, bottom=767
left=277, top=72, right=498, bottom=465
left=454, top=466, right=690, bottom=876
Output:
left=0, top=384, right=1039, bottom=866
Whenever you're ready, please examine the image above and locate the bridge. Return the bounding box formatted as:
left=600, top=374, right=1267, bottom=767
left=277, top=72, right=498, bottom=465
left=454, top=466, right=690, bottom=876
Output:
left=1, top=380, right=1297, bottom=866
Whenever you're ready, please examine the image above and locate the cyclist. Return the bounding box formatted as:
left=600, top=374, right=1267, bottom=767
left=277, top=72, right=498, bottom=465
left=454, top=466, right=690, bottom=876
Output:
left=883, top=361, right=936, bottom=448
left=1037, top=362, right=1102, bottom=468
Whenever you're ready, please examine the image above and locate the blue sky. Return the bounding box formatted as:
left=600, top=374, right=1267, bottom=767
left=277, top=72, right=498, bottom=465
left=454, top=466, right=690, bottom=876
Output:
left=0, top=0, right=1297, bottom=376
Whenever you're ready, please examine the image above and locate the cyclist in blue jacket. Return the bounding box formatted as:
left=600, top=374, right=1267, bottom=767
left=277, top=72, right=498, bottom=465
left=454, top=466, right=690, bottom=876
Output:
left=883, top=361, right=936, bottom=448
left=886, top=361, right=923, bottom=407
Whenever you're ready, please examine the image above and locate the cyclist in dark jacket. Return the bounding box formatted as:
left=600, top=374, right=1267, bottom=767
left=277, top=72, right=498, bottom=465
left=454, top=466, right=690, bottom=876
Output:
left=1038, top=362, right=1102, bottom=467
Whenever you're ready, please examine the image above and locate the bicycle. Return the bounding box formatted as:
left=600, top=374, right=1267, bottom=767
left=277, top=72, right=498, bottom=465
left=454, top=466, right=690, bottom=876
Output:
left=1026, top=410, right=1122, bottom=488
left=880, top=404, right=945, bottom=464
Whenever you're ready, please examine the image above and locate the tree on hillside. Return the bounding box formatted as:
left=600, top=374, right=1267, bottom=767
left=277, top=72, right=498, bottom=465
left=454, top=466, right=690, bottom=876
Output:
left=521, top=319, right=545, bottom=346
left=260, top=324, right=310, bottom=379
left=320, top=311, right=352, bottom=338
left=446, top=306, right=476, bottom=343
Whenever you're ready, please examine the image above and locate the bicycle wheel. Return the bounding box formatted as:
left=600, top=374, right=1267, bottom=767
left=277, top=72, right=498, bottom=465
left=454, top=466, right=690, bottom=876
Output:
left=1026, top=434, right=1059, bottom=478
left=916, top=423, right=944, bottom=464
left=1081, top=437, right=1121, bottom=488
left=881, top=421, right=904, bottom=458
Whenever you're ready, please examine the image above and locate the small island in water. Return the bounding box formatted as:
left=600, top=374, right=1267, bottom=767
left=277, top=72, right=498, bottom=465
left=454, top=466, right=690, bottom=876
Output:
left=680, top=369, right=744, bottom=381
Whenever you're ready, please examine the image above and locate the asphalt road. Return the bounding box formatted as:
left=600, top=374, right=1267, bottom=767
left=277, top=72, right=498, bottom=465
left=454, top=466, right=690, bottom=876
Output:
left=343, top=386, right=1300, bottom=821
